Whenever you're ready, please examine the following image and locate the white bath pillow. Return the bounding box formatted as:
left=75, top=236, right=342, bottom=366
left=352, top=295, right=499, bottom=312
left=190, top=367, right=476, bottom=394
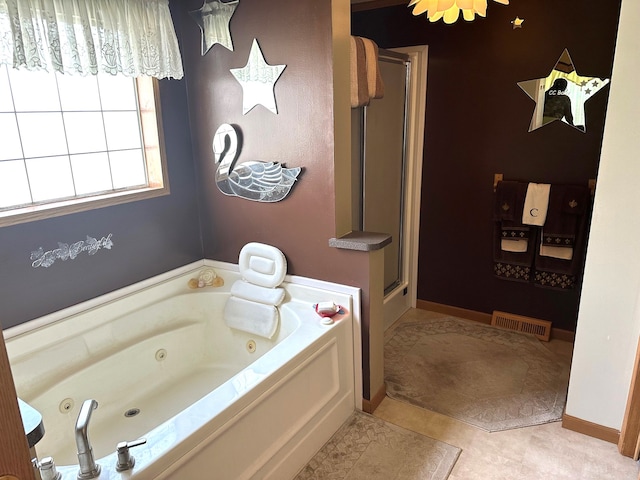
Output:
left=231, top=280, right=285, bottom=306
left=224, top=296, right=279, bottom=339
left=238, top=242, right=287, bottom=288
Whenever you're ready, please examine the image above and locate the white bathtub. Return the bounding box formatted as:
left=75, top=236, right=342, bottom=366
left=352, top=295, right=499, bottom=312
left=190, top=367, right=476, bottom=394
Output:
left=5, top=260, right=361, bottom=480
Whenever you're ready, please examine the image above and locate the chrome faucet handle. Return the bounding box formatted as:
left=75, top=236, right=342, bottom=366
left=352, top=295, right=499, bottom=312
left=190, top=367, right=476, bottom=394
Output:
left=115, top=438, right=147, bottom=472
left=32, top=456, right=62, bottom=480
left=39, top=457, right=62, bottom=480
left=76, top=399, right=101, bottom=480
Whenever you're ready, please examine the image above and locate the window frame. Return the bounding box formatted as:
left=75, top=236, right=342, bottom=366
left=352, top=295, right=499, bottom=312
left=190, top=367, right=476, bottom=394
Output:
left=0, top=76, right=169, bottom=228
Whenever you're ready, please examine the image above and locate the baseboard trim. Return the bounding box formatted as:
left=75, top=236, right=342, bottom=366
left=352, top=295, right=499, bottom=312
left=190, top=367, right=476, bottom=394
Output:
left=415, top=300, right=575, bottom=342
left=362, top=384, right=386, bottom=414
left=562, top=413, right=620, bottom=444
left=416, top=300, right=492, bottom=324
left=551, top=328, right=575, bottom=343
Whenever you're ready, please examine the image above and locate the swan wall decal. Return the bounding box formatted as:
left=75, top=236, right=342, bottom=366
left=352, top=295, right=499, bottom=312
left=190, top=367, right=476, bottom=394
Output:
left=212, top=123, right=302, bottom=202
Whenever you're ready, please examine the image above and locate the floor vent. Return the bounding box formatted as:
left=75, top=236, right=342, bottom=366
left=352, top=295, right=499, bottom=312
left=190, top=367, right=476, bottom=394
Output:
left=491, top=311, right=552, bottom=342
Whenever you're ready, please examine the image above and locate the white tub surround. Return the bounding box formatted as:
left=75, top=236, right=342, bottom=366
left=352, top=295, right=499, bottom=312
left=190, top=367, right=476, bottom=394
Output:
left=6, top=259, right=361, bottom=480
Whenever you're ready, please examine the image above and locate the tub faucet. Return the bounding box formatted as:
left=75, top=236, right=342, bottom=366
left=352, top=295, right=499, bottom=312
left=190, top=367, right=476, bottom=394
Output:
left=75, top=399, right=101, bottom=479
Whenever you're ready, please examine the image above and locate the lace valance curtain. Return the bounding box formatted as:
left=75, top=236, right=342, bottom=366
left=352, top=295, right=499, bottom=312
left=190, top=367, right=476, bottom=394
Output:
left=0, top=0, right=183, bottom=79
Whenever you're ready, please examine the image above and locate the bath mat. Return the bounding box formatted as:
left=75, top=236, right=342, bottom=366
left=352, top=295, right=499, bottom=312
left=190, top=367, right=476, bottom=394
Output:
left=385, top=316, right=570, bottom=432
left=294, top=410, right=460, bottom=480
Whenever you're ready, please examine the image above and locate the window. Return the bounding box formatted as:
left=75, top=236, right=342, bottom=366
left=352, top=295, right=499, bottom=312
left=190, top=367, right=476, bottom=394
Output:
left=0, top=65, right=168, bottom=227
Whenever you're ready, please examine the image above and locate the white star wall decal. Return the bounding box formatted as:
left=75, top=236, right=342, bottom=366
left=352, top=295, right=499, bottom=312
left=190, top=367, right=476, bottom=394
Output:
left=517, top=49, right=610, bottom=132
left=230, top=39, right=286, bottom=115
left=190, top=0, right=239, bottom=55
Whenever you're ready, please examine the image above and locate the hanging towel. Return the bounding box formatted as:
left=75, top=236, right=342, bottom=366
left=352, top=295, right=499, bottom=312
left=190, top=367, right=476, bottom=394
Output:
left=502, top=239, right=529, bottom=253
left=539, top=244, right=574, bottom=260
left=224, top=296, right=279, bottom=339
left=494, top=181, right=531, bottom=253
left=494, top=180, right=518, bottom=222
left=541, top=185, right=588, bottom=249
left=494, top=222, right=535, bottom=283
left=361, top=38, right=385, bottom=100
left=522, top=183, right=551, bottom=226
left=500, top=219, right=531, bottom=254
left=350, top=36, right=369, bottom=108
left=533, top=184, right=590, bottom=290
left=534, top=225, right=584, bottom=290
left=539, top=184, right=589, bottom=260
left=493, top=182, right=534, bottom=283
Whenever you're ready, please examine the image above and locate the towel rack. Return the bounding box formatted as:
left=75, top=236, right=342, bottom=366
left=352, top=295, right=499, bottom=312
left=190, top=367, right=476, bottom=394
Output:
left=493, top=173, right=596, bottom=195
left=493, top=173, right=503, bottom=192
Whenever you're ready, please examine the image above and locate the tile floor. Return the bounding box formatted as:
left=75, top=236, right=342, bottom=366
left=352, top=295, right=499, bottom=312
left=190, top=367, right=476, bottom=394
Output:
left=374, top=310, right=640, bottom=480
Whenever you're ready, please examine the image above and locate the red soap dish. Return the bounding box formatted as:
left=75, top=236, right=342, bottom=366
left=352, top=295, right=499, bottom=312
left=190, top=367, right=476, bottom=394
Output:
left=313, top=303, right=344, bottom=318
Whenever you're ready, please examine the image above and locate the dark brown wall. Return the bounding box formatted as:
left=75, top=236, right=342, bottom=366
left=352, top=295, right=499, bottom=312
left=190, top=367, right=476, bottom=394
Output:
left=353, top=0, right=621, bottom=331
left=0, top=73, right=202, bottom=330
left=177, top=0, right=380, bottom=396
left=178, top=0, right=362, bottom=284
left=0, top=0, right=362, bottom=330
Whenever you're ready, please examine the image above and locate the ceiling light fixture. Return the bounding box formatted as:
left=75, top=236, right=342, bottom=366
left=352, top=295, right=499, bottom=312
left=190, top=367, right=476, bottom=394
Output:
left=408, top=0, right=509, bottom=24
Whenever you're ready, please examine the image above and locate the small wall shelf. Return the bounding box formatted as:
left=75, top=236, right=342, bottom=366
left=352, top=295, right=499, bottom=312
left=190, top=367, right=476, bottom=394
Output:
left=329, top=231, right=392, bottom=251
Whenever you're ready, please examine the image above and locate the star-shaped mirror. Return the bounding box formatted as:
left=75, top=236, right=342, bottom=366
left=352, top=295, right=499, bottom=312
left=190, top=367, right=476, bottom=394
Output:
left=230, top=39, right=286, bottom=115
left=518, top=49, right=610, bottom=133
left=190, top=0, right=239, bottom=55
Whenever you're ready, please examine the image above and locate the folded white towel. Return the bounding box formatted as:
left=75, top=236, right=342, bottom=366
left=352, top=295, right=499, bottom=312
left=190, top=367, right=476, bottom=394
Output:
left=540, top=245, right=574, bottom=260
left=224, top=296, right=279, bottom=339
left=522, top=183, right=551, bottom=226
left=501, top=239, right=528, bottom=253
left=230, top=280, right=285, bottom=306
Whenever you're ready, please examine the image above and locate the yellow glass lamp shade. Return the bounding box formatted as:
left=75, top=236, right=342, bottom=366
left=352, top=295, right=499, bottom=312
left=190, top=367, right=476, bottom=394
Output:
left=409, top=0, right=509, bottom=24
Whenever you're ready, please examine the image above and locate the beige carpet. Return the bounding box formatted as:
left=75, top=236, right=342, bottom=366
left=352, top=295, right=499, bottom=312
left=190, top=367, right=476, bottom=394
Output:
left=385, top=316, right=571, bottom=432
left=295, top=411, right=461, bottom=480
